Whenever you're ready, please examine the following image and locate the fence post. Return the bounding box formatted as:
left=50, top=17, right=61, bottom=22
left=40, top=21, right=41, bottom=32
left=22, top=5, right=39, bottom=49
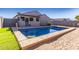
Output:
left=0, top=17, right=3, bottom=28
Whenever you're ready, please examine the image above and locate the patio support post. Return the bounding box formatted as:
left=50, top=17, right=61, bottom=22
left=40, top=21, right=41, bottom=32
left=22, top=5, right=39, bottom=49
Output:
left=16, top=23, right=19, bottom=30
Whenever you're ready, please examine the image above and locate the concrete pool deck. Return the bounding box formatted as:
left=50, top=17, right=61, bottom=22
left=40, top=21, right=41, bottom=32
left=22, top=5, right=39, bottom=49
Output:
left=12, top=26, right=75, bottom=50
left=32, top=28, right=79, bottom=50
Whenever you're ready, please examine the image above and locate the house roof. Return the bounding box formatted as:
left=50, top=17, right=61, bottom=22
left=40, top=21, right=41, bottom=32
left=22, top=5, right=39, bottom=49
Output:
left=13, top=11, right=49, bottom=19
left=19, top=11, right=42, bottom=17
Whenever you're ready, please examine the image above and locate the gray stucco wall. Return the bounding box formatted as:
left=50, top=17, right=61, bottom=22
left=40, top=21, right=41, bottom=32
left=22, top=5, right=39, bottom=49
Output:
left=40, top=14, right=50, bottom=26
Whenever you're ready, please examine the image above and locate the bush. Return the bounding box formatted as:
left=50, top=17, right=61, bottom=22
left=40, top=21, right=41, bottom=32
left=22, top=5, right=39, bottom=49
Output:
left=47, top=23, right=51, bottom=26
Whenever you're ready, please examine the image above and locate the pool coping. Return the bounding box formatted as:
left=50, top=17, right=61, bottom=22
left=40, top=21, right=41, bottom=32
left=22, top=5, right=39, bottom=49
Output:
left=12, top=26, right=76, bottom=50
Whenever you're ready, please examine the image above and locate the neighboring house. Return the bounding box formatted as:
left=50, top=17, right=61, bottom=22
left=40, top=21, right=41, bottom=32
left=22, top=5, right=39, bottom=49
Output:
left=50, top=18, right=78, bottom=26
left=13, top=11, right=50, bottom=27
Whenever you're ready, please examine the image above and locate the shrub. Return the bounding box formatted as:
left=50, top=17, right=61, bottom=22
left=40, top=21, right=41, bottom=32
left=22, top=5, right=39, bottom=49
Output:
left=47, top=23, right=51, bottom=26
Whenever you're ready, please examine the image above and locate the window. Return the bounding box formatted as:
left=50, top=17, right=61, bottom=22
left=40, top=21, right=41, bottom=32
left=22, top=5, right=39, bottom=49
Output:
left=21, top=17, right=25, bottom=21
left=36, top=18, right=39, bottom=21
left=25, top=18, right=28, bottom=22
left=30, top=18, right=33, bottom=21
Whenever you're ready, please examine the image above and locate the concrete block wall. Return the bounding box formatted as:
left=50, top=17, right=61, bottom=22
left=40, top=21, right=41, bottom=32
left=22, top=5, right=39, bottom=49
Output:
left=3, top=18, right=15, bottom=27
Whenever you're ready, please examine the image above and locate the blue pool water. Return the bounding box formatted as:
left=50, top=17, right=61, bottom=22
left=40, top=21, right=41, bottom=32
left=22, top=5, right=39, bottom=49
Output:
left=19, top=26, right=66, bottom=37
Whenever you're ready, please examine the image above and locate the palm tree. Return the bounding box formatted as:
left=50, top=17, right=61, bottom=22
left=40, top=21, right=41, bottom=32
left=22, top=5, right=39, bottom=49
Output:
left=75, top=15, right=79, bottom=27
left=75, top=15, right=79, bottom=21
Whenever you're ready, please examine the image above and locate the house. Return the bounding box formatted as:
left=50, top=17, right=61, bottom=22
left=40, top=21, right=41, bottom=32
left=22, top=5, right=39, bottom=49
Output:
left=50, top=18, right=78, bottom=26
left=13, top=11, right=50, bottom=27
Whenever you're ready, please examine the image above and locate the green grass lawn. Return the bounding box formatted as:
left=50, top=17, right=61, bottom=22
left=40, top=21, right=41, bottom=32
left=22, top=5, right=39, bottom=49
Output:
left=0, top=28, right=20, bottom=50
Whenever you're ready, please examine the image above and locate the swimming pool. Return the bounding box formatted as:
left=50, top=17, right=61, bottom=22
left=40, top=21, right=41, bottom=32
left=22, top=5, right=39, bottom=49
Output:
left=19, top=26, right=66, bottom=38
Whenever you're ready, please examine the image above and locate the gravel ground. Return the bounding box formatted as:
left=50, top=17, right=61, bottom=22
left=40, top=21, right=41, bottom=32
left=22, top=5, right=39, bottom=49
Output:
left=33, top=28, right=79, bottom=50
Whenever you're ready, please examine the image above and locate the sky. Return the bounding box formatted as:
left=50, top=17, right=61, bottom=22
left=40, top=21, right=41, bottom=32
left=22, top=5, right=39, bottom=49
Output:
left=0, top=8, right=79, bottom=20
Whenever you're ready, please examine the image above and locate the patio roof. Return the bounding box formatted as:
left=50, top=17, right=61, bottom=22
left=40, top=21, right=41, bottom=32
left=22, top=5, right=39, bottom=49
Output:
left=13, top=11, right=42, bottom=18
left=21, top=11, right=42, bottom=16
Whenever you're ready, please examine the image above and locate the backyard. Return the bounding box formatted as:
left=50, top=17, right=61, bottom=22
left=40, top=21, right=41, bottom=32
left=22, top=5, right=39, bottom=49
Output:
left=0, top=28, right=20, bottom=50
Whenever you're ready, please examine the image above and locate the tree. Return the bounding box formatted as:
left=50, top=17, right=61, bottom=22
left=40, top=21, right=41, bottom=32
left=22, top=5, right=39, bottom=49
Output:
left=75, top=15, right=79, bottom=21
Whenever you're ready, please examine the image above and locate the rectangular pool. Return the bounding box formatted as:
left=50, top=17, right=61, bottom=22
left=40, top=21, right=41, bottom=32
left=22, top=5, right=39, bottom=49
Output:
left=19, top=26, right=66, bottom=38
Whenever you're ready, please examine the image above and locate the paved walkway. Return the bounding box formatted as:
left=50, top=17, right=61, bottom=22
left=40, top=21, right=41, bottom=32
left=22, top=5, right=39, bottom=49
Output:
left=32, top=28, right=79, bottom=50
